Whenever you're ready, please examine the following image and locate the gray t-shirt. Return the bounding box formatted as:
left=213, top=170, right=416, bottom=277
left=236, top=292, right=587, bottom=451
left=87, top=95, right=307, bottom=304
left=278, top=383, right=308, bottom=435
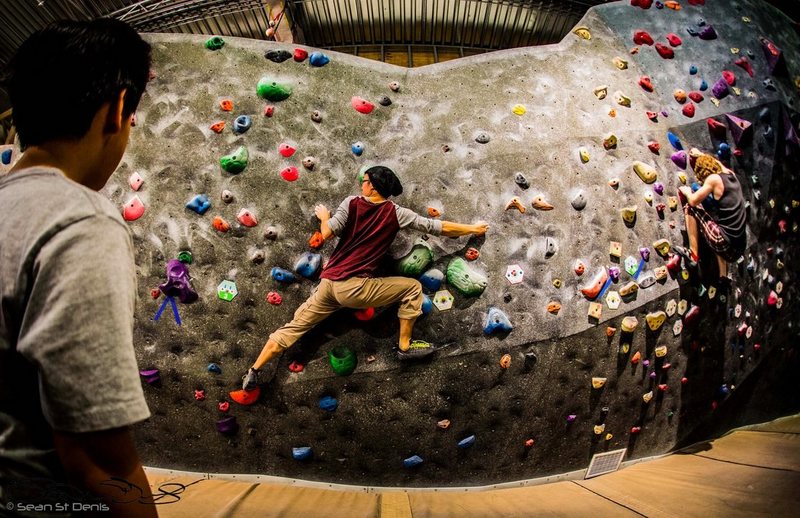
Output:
left=0, top=167, right=150, bottom=503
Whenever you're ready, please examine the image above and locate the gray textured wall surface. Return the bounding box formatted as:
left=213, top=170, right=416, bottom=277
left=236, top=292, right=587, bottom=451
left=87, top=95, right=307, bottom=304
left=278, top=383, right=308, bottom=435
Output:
left=102, top=0, right=800, bottom=486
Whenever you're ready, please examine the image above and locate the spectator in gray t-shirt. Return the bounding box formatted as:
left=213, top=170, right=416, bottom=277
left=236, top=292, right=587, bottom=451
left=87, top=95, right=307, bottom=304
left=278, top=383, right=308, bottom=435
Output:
left=0, top=20, right=157, bottom=517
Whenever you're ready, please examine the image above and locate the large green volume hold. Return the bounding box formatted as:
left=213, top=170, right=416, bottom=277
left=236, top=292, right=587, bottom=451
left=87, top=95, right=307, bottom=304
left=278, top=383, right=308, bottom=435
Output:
left=396, top=239, right=433, bottom=277
left=257, top=77, right=292, bottom=101
left=220, top=146, right=248, bottom=174
left=447, top=258, right=488, bottom=297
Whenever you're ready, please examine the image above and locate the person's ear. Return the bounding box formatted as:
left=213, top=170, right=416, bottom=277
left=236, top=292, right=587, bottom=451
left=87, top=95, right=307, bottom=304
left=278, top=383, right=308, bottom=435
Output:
left=104, top=88, right=128, bottom=134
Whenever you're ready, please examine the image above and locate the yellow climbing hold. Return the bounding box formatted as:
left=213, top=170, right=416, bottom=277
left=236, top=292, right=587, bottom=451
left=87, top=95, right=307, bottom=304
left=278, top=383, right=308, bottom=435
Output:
left=655, top=345, right=668, bottom=357
left=592, top=377, right=607, bottom=389
left=579, top=148, right=590, bottom=163
left=677, top=172, right=687, bottom=184
left=605, top=433, right=613, bottom=441
left=614, top=91, right=631, bottom=107
left=512, top=104, right=526, bottom=116
left=621, top=206, right=638, bottom=224
left=612, top=57, right=628, bottom=70
left=593, top=85, right=608, bottom=100
left=646, top=311, right=667, bottom=331
left=603, top=134, right=618, bottom=150
left=632, top=161, right=657, bottom=184
left=573, top=27, right=592, bottom=40
left=731, top=47, right=740, bottom=54
left=609, top=241, right=622, bottom=259
left=621, top=316, right=638, bottom=333
left=594, top=424, right=606, bottom=435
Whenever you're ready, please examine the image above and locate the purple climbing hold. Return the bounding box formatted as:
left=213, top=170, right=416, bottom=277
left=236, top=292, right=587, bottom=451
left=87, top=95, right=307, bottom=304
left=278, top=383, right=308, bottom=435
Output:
left=608, top=266, right=621, bottom=282
left=698, top=25, right=717, bottom=40
left=640, top=247, right=650, bottom=261
left=712, top=77, right=729, bottom=99
left=671, top=151, right=687, bottom=169
left=653, top=182, right=664, bottom=196
left=726, top=114, right=753, bottom=145
left=216, top=416, right=238, bottom=434
left=159, top=260, right=198, bottom=303
left=139, top=369, right=160, bottom=384
left=566, top=414, right=577, bottom=423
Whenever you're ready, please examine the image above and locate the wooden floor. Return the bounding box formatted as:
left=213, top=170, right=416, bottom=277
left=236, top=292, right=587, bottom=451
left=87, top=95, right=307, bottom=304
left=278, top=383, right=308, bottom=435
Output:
left=145, top=414, right=800, bottom=517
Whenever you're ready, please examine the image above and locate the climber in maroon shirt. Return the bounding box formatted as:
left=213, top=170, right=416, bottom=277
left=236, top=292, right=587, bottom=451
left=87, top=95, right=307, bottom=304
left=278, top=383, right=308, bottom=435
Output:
left=243, top=166, right=488, bottom=390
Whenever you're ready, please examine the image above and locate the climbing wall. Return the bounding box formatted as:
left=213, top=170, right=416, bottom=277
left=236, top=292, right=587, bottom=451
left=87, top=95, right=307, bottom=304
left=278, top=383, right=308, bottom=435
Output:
left=107, top=0, right=800, bottom=486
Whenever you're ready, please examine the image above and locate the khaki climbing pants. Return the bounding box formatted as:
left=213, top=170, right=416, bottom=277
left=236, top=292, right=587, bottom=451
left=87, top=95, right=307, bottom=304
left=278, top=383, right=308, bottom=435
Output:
left=269, top=276, right=423, bottom=349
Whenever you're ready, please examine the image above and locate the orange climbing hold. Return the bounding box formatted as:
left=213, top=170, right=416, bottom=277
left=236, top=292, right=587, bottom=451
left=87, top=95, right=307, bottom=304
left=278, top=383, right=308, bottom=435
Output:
left=631, top=351, right=642, bottom=364
left=547, top=301, right=561, bottom=314
left=213, top=216, right=231, bottom=232
left=606, top=326, right=616, bottom=337
left=427, top=207, right=441, bottom=217
left=230, top=387, right=261, bottom=406
left=664, top=1, right=681, bottom=9
left=581, top=268, right=608, bottom=300
left=308, top=231, right=324, bottom=249
left=505, top=197, right=526, bottom=213
left=499, top=354, right=512, bottom=369
left=465, top=248, right=480, bottom=261
left=220, top=99, right=233, bottom=111
left=210, top=121, right=225, bottom=133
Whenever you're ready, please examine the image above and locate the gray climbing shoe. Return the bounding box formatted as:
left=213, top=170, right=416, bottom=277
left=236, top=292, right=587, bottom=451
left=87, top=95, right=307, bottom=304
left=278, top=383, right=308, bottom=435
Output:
left=397, top=340, right=435, bottom=360
left=242, top=367, right=260, bottom=391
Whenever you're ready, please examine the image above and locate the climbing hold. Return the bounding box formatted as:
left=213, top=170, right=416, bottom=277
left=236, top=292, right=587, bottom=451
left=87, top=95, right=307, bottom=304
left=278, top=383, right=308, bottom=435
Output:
left=319, top=396, right=339, bottom=412
left=725, top=114, right=752, bottom=145
left=265, top=49, right=292, bottom=63
left=351, top=96, right=375, bottom=114
left=262, top=105, right=275, bottom=118
left=505, top=265, right=524, bottom=284
left=621, top=316, right=638, bottom=332
left=205, top=36, right=225, bottom=50
left=217, top=280, right=238, bottom=302
left=566, top=414, right=578, bottom=424
left=633, top=30, right=654, bottom=46
left=512, top=104, right=526, bottom=116
left=707, top=117, right=727, bottom=139
left=266, top=292, right=282, bottom=305
left=309, top=51, right=330, bottom=66
left=420, top=268, right=445, bottom=292
left=432, top=290, right=454, bottom=311
left=545, top=237, right=558, bottom=257
left=531, top=195, right=554, bottom=211
left=404, top=455, right=423, bottom=468
left=575, top=260, right=586, bottom=276
left=292, top=447, right=313, bottom=461
left=646, top=311, right=667, bottom=331
left=639, top=272, right=655, bottom=289
left=126, top=172, right=144, bottom=192
left=310, top=110, right=322, bottom=123
left=294, top=252, right=322, bottom=279
left=329, top=346, right=357, bottom=376
left=229, top=387, right=260, bottom=406
left=579, top=148, right=590, bottom=163
left=308, top=231, right=325, bottom=249
left=572, top=192, right=586, bottom=210
left=505, top=197, right=526, bottom=213
left=264, top=226, right=279, bottom=240
left=684, top=305, right=700, bottom=326
left=630, top=351, right=642, bottom=365
left=216, top=416, right=238, bottom=435
left=652, top=183, right=664, bottom=196
left=632, top=161, right=657, bottom=183
left=603, top=134, right=618, bottom=150
left=447, top=258, right=488, bottom=297
left=218, top=401, right=229, bottom=412
left=612, top=57, right=628, bottom=70
left=621, top=206, right=638, bottom=225
left=271, top=267, right=297, bottom=283
left=139, top=369, right=160, bottom=384
left=688, top=91, right=704, bottom=103
left=671, top=151, right=687, bottom=169
left=514, top=173, right=529, bottom=189
left=654, top=345, right=668, bottom=358
left=655, top=43, right=674, bottom=59
left=624, top=256, right=638, bottom=276
left=666, top=33, right=682, bottom=47
left=288, top=361, right=304, bottom=373
left=232, top=115, right=252, bottom=134
left=186, top=194, right=211, bottom=215
left=220, top=146, right=249, bottom=174
left=251, top=249, right=265, bottom=264
left=280, top=166, right=299, bottom=182
left=608, top=266, right=621, bottom=282
left=608, top=178, right=620, bottom=189
left=354, top=307, right=375, bottom=321
left=682, top=102, right=696, bottom=118
left=614, top=91, right=632, bottom=107
left=581, top=268, right=608, bottom=300
left=220, top=190, right=234, bottom=204
left=300, top=156, right=316, bottom=171
left=722, top=70, right=736, bottom=86
left=256, top=77, right=292, bottom=101
left=219, top=99, right=234, bottom=112
left=609, top=242, right=622, bottom=259
left=674, top=89, right=687, bottom=103
left=573, top=27, right=592, bottom=40
left=397, top=239, right=434, bottom=277
left=388, top=81, right=401, bottom=92
left=437, top=419, right=451, bottom=430
left=699, top=79, right=708, bottom=91
left=293, top=48, right=308, bottom=61
left=591, top=377, right=607, bottom=389
left=464, top=248, right=480, bottom=261
left=712, top=77, right=729, bottom=99
left=150, top=288, right=161, bottom=299
left=475, top=133, right=491, bottom=144
left=606, top=291, right=621, bottom=310
left=638, top=76, right=654, bottom=93
left=552, top=279, right=563, bottom=289
left=642, top=391, right=654, bottom=404
left=593, top=85, right=608, bottom=99
left=237, top=209, right=258, bottom=227
left=279, top=143, right=296, bottom=158
left=122, top=196, right=145, bottom=222
left=646, top=111, right=658, bottom=122
left=698, top=25, right=717, bottom=40
left=640, top=247, right=651, bottom=262
left=351, top=142, right=365, bottom=156
left=619, top=281, right=639, bottom=298
left=212, top=216, right=230, bottom=232
left=547, top=301, right=562, bottom=314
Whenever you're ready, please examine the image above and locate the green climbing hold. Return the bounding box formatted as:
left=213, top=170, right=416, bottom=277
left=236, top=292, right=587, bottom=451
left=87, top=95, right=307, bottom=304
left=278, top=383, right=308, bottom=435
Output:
left=256, top=77, right=292, bottom=102
left=220, top=146, right=248, bottom=174
left=177, top=251, right=193, bottom=264
left=205, top=36, right=225, bottom=50
left=328, top=346, right=357, bottom=376
left=446, top=258, right=488, bottom=297
left=396, top=239, right=433, bottom=277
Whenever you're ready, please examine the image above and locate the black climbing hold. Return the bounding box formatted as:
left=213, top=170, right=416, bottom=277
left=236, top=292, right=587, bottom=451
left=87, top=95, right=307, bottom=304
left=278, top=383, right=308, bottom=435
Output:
left=378, top=96, right=392, bottom=106
left=265, top=50, right=292, bottom=63
left=503, top=293, right=513, bottom=303
left=515, top=173, right=529, bottom=189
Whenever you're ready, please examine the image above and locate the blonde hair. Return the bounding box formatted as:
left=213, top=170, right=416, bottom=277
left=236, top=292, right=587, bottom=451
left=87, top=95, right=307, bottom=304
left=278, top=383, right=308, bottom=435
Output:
left=694, top=154, right=723, bottom=183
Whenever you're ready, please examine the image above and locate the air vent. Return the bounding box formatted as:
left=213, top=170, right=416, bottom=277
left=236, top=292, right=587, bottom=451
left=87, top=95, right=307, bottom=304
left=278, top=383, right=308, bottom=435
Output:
left=584, top=448, right=627, bottom=479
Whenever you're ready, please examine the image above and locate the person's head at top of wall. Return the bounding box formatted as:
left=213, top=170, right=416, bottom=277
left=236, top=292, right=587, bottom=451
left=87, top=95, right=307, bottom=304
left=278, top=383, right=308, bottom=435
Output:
left=4, top=18, right=151, bottom=190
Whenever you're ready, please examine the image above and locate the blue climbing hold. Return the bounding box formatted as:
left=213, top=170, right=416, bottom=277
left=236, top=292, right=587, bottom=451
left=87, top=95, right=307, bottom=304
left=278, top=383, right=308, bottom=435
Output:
left=717, top=142, right=731, bottom=160
left=207, top=363, right=222, bottom=374
left=457, top=435, right=476, bottom=449
left=351, top=141, right=364, bottom=156
left=271, top=267, right=297, bottom=283
left=233, top=115, right=252, bottom=134
left=699, top=79, right=708, bottom=91
left=718, top=384, right=730, bottom=397
left=421, top=293, right=433, bottom=315
left=292, top=446, right=313, bottom=460
left=403, top=455, right=423, bottom=468
left=294, top=252, right=322, bottom=279
left=667, top=131, right=683, bottom=151
left=483, top=307, right=513, bottom=335
left=419, top=269, right=444, bottom=292
left=186, top=194, right=211, bottom=215
left=319, top=396, right=339, bottom=412
left=689, top=65, right=698, bottom=75
left=309, top=52, right=330, bottom=67
left=1, top=149, right=11, bottom=165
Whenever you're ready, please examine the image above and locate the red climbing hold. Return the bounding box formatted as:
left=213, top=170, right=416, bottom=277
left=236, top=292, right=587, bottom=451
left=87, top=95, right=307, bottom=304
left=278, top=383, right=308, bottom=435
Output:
left=465, top=248, right=480, bottom=261
left=768, top=290, right=779, bottom=306
left=288, top=361, right=304, bottom=373
left=681, top=377, right=689, bottom=384
left=666, top=33, right=682, bottom=47
left=688, top=91, right=704, bottom=103
left=684, top=305, right=700, bottom=326
left=266, top=291, right=282, bottom=305
left=279, top=143, right=296, bottom=158
left=658, top=384, right=668, bottom=392
left=293, top=48, right=308, bottom=62
left=733, top=148, right=743, bottom=157
left=264, top=105, right=275, bottom=117
left=194, top=389, right=205, bottom=401
left=630, top=0, right=652, bottom=8
left=351, top=96, right=375, bottom=114
left=220, top=99, right=233, bottom=111
left=525, top=438, right=535, bottom=448
left=707, top=117, right=727, bottom=138
left=308, top=231, right=324, bottom=249
left=210, top=121, right=225, bottom=133
left=682, top=102, right=696, bottom=118
left=150, top=288, right=161, bottom=299
left=688, top=0, right=705, bottom=4
left=646, top=111, right=658, bottom=122
left=735, top=57, right=754, bottom=77
left=631, top=426, right=642, bottom=434
left=354, top=307, right=375, bottom=321
left=218, top=401, right=230, bottom=412
left=778, top=220, right=787, bottom=233
left=638, top=76, right=654, bottom=92
left=648, top=141, right=660, bottom=154
left=280, top=166, right=299, bottom=182
left=722, top=70, right=736, bottom=86
left=230, top=387, right=261, bottom=405
left=655, top=43, right=674, bottom=59
left=633, top=30, right=654, bottom=46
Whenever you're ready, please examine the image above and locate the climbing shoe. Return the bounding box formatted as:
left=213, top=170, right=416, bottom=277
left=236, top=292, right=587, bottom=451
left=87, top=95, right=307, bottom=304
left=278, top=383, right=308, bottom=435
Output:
left=396, top=340, right=435, bottom=360
left=672, top=245, right=699, bottom=272
left=242, top=367, right=260, bottom=391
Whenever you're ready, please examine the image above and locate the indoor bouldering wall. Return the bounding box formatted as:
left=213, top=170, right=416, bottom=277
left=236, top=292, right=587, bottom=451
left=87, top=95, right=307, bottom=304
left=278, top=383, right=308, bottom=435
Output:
left=105, top=0, right=800, bottom=486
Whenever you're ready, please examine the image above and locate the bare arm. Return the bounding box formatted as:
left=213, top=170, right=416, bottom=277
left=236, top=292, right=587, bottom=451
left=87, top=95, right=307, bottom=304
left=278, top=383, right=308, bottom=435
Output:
left=440, top=220, right=489, bottom=238
left=315, top=204, right=333, bottom=240
left=679, top=175, right=721, bottom=207
left=53, top=427, right=158, bottom=517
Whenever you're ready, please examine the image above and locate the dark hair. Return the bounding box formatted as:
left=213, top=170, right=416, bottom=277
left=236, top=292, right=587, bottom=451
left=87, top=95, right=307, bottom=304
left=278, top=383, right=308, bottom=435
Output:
left=365, top=166, right=403, bottom=198
left=4, top=18, right=151, bottom=149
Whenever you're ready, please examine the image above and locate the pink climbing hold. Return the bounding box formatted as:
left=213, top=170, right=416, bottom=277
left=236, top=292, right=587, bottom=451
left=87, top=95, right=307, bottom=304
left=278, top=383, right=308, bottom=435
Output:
left=279, top=143, right=296, bottom=157
left=266, top=291, right=282, bottom=305
left=194, top=389, right=205, bottom=401
left=218, top=402, right=230, bottom=412
left=722, top=70, right=736, bottom=86
left=666, top=33, right=682, bottom=47
left=633, top=30, right=654, bottom=46
left=688, top=91, right=704, bottom=103
left=280, top=166, right=299, bottom=182
left=682, top=102, right=696, bottom=118
left=655, top=43, right=674, bottom=59
left=735, top=57, right=754, bottom=77
left=778, top=220, right=787, bottom=233
left=122, top=196, right=145, bottom=222
left=646, top=111, right=658, bottom=122
left=638, top=76, right=654, bottom=92
left=129, top=172, right=144, bottom=191
left=264, top=105, right=275, bottom=117
left=767, top=290, right=778, bottom=306
left=237, top=209, right=258, bottom=227
left=293, top=48, right=308, bottom=62
left=648, top=141, right=660, bottom=154
left=351, top=96, right=375, bottom=114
